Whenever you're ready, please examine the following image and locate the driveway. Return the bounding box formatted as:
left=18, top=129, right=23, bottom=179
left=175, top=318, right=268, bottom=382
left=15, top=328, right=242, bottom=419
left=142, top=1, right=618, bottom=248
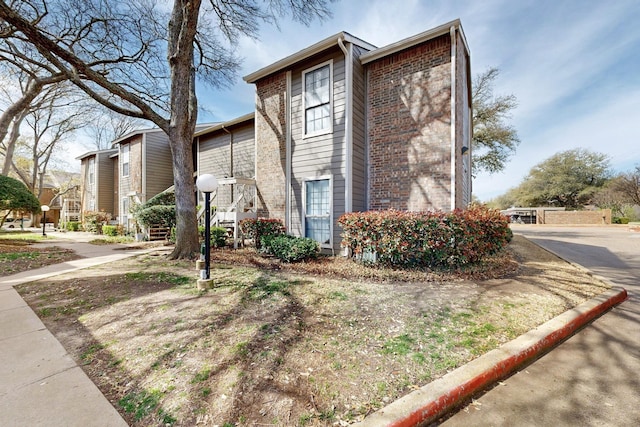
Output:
left=441, top=225, right=640, bottom=426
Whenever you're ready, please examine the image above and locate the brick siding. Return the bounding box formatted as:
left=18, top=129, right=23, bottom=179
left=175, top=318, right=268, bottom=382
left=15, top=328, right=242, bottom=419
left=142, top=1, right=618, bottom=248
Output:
left=255, top=72, right=287, bottom=220
left=367, top=34, right=453, bottom=212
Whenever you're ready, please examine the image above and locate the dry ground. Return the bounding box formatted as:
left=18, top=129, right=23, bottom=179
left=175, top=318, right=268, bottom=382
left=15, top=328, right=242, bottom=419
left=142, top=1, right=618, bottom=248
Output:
left=14, top=235, right=610, bottom=426
left=0, top=237, right=79, bottom=276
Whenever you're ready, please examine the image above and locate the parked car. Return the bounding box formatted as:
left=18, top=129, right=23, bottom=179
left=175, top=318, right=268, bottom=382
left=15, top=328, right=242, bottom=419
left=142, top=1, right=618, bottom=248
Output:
left=2, top=217, right=32, bottom=229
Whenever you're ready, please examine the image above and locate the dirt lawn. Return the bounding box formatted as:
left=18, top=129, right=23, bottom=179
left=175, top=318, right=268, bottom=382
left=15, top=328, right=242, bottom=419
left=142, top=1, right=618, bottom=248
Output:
left=15, top=236, right=610, bottom=426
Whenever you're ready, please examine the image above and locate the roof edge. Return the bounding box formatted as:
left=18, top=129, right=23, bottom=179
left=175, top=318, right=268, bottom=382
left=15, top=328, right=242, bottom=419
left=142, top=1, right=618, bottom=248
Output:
left=194, top=113, right=255, bottom=137
left=243, top=32, right=376, bottom=83
left=75, top=148, right=118, bottom=161
left=360, top=19, right=463, bottom=65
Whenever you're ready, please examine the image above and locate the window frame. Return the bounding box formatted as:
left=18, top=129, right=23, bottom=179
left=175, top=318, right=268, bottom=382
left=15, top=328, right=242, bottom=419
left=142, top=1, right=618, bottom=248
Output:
left=302, top=175, right=333, bottom=249
left=302, top=60, right=333, bottom=138
left=87, top=157, right=95, bottom=189
left=121, top=143, right=130, bottom=177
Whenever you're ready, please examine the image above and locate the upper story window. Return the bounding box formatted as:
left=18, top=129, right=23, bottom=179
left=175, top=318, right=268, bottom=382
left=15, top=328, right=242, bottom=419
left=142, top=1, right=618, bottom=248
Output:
left=122, top=144, right=130, bottom=177
left=303, top=61, right=332, bottom=137
left=88, top=157, right=95, bottom=188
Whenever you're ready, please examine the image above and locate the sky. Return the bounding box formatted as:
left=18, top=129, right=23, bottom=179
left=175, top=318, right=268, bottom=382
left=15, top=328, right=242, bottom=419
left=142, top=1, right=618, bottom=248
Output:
left=73, top=0, right=640, bottom=202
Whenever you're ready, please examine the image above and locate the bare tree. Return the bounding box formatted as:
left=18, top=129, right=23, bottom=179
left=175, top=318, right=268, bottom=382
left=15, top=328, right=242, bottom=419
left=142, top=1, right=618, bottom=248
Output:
left=11, top=81, right=87, bottom=197
left=0, top=0, right=331, bottom=258
left=85, top=108, right=144, bottom=150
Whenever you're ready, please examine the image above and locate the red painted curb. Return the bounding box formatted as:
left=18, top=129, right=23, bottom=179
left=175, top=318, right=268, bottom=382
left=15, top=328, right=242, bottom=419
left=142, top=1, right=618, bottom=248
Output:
left=359, top=287, right=628, bottom=427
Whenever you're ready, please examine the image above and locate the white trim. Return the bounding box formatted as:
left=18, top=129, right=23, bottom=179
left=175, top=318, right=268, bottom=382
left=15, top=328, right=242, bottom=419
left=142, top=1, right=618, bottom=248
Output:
left=302, top=59, right=334, bottom=138
left=193, top=113, right=254, bottom=138
left=302, top=175, right=333, bottom=249
left=285, top=71, right=292, bottom=232
left=450, top=25, right=457, bottom=211
left=338, top=37, right=353, bottom=213
left=360, top=19, right=462, bottom=65
left=243, top=32, right=376, bottom=83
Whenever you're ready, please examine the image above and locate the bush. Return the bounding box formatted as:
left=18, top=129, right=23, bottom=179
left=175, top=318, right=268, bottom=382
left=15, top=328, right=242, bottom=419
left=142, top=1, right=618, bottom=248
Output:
left=239, top=218, right=285, bottom=249
left=135, top=205, right=176, bottom=228
left=338, top=205, right=511, bottom=268
left=65, top=221, right=81, bottom=232
left=198, top=225, right=228, bottom=248
left=83, top=210, right=112, bottom=234
left=613, top=217, right=630, bottom=224
left=102, top=225, right=118, bottom=236
left=262, top=234, right=319, bottom=263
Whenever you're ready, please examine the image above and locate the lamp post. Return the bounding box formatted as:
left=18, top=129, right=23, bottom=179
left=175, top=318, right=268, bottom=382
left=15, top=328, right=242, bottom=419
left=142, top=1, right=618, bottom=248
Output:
left=41, top=205, right=50, bottom=237
left=195, top=174, right=218, bottom=282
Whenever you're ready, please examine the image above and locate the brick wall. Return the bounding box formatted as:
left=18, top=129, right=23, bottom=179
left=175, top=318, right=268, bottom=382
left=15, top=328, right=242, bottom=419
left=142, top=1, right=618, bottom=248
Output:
left=367, top=34, right=453, bottom=212
left=540, top=209, right=612, bottom=225
left=255, top=72, right=287, bottom=220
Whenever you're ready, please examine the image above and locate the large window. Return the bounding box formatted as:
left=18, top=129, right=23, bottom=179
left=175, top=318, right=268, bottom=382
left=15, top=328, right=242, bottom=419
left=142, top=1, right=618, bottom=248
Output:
left=303, top=62, right=332, bottom=136
left=122, top=197, right=129, bottom=228
left=122, top=144, right=130, bottom=177
left=305, top=178, right=331, bottom=246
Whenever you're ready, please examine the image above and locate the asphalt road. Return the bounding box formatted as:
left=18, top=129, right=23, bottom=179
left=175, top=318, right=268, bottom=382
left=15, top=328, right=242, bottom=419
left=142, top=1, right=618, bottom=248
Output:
left=441, top=225, right=640, bottom=427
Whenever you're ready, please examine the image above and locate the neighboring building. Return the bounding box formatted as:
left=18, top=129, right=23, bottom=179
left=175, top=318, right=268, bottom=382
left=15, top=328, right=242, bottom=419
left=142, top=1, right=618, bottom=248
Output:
left=78, top=19, right=472, bottom=250
left=77, top=148, right=118, bottom=223
left=241, top=19, right=471, bottom=251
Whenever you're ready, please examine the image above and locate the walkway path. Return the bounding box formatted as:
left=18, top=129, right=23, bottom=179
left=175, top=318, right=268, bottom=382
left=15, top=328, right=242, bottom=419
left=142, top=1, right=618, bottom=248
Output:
left=1, top=231, right=163, bottom=427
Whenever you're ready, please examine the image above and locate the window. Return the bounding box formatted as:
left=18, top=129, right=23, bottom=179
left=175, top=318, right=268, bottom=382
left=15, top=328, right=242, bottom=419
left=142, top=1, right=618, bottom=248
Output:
left=303, top=62, right=332, bottom=136
left=88, top=157, right=95, bottom=188
left=122, top=144, right=130, bottom=177
left=122, top=197, right=129, bottom=227
left=304, top=178, right=331, bottom=246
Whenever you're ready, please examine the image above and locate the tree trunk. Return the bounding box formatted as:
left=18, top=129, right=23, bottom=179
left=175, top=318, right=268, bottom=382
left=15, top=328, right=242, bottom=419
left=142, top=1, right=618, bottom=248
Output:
left=166, top=0, right=202, bottom=259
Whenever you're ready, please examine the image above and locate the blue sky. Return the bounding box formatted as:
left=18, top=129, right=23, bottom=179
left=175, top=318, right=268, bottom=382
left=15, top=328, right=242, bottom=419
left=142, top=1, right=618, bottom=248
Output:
left=193, top=0, right=640, bottom=202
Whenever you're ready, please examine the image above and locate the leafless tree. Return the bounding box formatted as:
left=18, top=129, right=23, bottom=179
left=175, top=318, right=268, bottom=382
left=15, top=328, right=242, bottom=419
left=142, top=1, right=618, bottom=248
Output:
left=84, top=108, right=144, bottom=150
left=10, top=81, right=87, bottom=197
left=0, top=0, right=331, bottom=258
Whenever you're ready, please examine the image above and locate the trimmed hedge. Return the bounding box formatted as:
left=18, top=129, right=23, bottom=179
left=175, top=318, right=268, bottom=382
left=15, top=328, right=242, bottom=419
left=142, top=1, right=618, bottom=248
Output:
left=135, top=205, right=176, bottom=228
left=262, top=234, right=319, bottom=263
left=199, top=225, right=228, bottom=248
left=338, top=205, right=511, bottom=268
left=239, top=218, right=286, bottom=249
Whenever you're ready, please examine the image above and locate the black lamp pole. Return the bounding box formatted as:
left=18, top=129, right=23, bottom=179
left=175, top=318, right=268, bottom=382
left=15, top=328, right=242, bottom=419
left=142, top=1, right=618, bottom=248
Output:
left=42, top=209, right=46, bottom=237
left=203, top=191, right=211, bottom=280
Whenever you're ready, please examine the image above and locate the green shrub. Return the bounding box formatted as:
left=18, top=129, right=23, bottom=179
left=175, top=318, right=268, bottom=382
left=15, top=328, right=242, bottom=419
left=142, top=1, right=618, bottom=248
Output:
left=83, top=210, right=112, bottom=234
left=102, top=225, right=118, bottom=236
left=262, top=234, right=319, bottom=262
left=613, top=217, right=630, bottom=224
left=65, top=221, right=81, bottom=231
left=239, top=218, right=285, bottom=249
left=338, top=205, right=511, bottom=269
left=135, top=205, right=176, bottom=228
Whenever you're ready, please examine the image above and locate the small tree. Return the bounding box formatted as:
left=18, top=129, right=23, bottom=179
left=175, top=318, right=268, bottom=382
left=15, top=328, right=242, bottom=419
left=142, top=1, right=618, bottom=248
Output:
left=0, top=174, right=40, bottom=225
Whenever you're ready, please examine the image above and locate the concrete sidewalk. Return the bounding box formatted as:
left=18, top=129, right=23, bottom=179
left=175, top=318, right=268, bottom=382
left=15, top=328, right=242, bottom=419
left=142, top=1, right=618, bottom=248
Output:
left=0, top=234, right=163, bottom=427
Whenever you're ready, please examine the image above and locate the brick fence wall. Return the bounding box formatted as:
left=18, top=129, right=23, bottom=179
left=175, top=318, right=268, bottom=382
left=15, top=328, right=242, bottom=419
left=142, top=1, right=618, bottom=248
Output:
left=539, top=209, right=612, bottom=225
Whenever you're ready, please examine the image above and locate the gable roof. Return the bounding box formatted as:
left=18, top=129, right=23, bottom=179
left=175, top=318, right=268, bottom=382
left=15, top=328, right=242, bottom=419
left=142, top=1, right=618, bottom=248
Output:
left=243, top=32, right=376, bottom=83
left=360, top=19, right=468, bottom=64
left=194, top=113, right=254, bottom=138
left=75, top=148, right=118, bottom=161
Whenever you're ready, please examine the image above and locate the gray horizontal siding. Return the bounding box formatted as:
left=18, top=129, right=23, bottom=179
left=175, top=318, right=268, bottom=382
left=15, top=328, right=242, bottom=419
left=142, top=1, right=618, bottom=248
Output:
left=144, top=131, right=173, bottom=200
left=288, top=48, right=347, bottom=250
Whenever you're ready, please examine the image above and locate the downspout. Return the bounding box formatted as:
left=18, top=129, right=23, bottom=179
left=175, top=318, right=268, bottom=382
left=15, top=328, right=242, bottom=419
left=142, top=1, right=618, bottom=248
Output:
left=285, top=71, right=292, bottom=233
left=449, top=25, right=457, bottom=211
left=338, top=36, right=353, bottom=214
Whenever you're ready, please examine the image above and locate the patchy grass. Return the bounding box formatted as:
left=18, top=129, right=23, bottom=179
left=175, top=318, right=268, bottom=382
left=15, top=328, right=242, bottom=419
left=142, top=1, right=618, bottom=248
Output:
left=0, top=238, right=80, bottom=276
left=89, top=236, right=135, bottom=245
left=15, top=236, right=611, bottom=426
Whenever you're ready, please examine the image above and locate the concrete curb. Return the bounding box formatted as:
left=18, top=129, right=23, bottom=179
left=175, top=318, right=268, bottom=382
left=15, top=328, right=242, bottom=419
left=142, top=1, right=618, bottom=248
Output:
left=355, top=286, right=628, bottom=426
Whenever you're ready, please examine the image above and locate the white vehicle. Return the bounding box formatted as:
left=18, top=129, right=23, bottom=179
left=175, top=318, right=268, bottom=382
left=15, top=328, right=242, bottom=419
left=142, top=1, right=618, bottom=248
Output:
left=2, top=217, right=33, bottom=229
